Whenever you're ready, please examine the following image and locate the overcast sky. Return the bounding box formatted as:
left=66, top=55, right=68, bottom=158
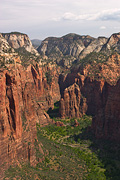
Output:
left=1, top=0, right=120, bottom=40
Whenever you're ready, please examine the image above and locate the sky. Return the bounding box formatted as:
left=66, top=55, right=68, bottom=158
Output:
left=1, top=0, right=120, bottom=40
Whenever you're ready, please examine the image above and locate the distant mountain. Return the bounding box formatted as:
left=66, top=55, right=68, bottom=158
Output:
left=37, top=33, right=108, bottom=60
left=101, top=32, right=120, bottom=53
left=2, top=32, right=39, bottom=56
left=31, top=39, right=42, bottom=49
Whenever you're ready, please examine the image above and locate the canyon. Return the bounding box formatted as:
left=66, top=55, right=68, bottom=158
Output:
left=0, top=32, right=120, bottom=178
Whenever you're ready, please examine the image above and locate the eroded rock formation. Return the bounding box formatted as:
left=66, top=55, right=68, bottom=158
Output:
left=59, top=83, right=87, bottom=118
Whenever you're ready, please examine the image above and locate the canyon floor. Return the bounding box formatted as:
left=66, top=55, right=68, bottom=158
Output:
left=4, top=102, right=120, bottom=180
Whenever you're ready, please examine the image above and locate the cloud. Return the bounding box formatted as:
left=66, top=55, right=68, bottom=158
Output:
left=99, top=9, right=120, bottom=21
left=53, top=12, right=96, bottom=21
left=53, top=9, right=120, bottom=22
left=62, top=12, right=96, bottom=21
left=100, top=26, right=106, bottom=30
left=62, top=12, right=77, bottom=21
left=114, top=26, right=120, bottom=29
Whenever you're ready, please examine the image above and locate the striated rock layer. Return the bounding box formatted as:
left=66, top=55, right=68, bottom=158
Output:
left=0, top=63, right=60, bottom=178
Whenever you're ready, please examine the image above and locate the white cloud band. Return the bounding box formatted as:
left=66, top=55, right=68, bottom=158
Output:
left=53, top=9, right=120, bottom=22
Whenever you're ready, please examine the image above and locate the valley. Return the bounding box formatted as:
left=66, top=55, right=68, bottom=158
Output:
left=0, top=31, right=120, bottom=179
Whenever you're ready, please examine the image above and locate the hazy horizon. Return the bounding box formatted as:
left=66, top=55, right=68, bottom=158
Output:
left=1, top=0, right=120, bottom=40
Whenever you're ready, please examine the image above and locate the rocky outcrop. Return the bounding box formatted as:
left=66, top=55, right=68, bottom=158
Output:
left=55, top=121, right=65, bottom=126
left=74, top=119, right=80, bottom=127
left=0, top=62, right=60, bottom=178
left=0, top=33, right=14, bottom=54
left=102, top=32, right=120, bottom=52
left=2, top=32, right=39, bottom=56
left=59, top=74, right=105, bottom=118
left=59, top=83, right=87, bottom=118
left=72, top=53, right=120, bottom=85
left=79, top=37, right=107, bottom=59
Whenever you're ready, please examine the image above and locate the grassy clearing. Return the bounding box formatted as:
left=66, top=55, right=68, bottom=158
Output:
left=4, top=114, right=120, bottom=180
left=38, top=116, right=106, bottom=180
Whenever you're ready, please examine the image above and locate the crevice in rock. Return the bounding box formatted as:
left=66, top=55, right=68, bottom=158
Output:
left=6, top=107, right=11, bottom=126
left=6, top=74, right=16, bottom=132
left=0, top=117, right=4, bottom=133
left=28, top=145, right=30, bottom=162
left=7, top=87, right=16, bottom=131
left=31, top=66, right=37, bottom=86
left=8, top=144, right=10, bottom=153
left=6, top=73, right=12, bottom=86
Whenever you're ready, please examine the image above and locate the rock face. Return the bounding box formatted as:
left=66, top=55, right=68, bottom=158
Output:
left=0, top=33, right=14, bottom=54
left=38, top=33, right=108, bottom=61
left=102, top=32, right=120, bottom=52
left=59, top=73, right=105, bottom=118
left=59, top=83, right=87, bottom=118
left=92, top=79, right=120, bottom=141
left=79, top=37, right=107, bottom=59
left=2, top=32, right=39, bottom=55
left=59, top=68, right=120, bottom=141
left=0, top=62, right=60, bottom=178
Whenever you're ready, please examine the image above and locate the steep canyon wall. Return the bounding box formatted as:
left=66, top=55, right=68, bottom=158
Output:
left=0, top=63, right=60, bottom=178
left=59, top=72, right=120, bottom=141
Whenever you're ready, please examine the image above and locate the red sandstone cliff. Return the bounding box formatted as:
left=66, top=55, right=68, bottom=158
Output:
left=59, top=55, right=120, bottom=141
left=92, top=79, right=120, bottom=141
left=59, top=83, right=87, bottom=118
left=59, top=74, right=105, bottom=118
left=0, top=62, right=60, bottom=178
